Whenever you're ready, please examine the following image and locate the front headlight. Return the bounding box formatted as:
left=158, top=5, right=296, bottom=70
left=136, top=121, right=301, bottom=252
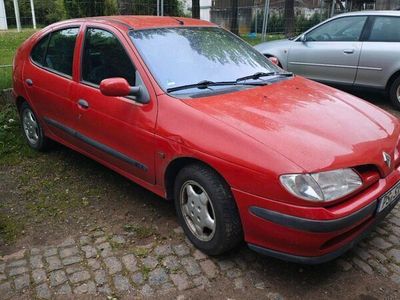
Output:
left=280, top=168, right=362, bottom=202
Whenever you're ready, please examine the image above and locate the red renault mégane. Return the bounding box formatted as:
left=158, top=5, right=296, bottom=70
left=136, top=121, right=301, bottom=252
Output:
left=12, top=16, right=400, bottom=264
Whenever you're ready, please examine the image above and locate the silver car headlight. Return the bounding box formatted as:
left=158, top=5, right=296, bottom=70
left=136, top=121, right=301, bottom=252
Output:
left=280, top=168, right=362, bottom=202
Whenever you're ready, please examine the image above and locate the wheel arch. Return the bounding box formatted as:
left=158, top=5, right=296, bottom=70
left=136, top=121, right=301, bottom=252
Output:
left=386, top=70, right=400, bottom=91
left=16, top=96, right=28, bottom=113
left=164, top=157, right=230, bottom=201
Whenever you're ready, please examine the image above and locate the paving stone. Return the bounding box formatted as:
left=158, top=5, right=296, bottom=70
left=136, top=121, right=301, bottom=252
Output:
left=79, top=236, right=91, bottom=246
left=391, top=274, right=400, bottom=284
left=95, top=236, right=107, bottom=244
left=63, top=256, right=82, bottom=266
left=368, top=249, right=388, bottom=262
left=81, top=245, right=97, bottom=259
left=352, top=258, right=373, bottom=275
left=8, top=259, right=27, bottom=267
left=226, top=267, right=242, bottom=278
left=388, top=249, right=400, bottom=264
left=173, top=227, right=184, bottom=234
left=87, top=258, right=101, bottom=270
left=74, top=280, right=96, bottom=294
left=142, top=256, right=158, bottom=269
left=60, top=247, right=79, bottom=259
left=49, top=270, right=67, bottom=287
left=32, top=269, right=47, bottom=284
left=0, top=282, right=13, bottom=299
left=69, top=270, right=91, bottom=284
left=30, top=255, right=43, bottom=269
left=336, top=259, right=352, bottom=271
left=104, top=256, right=122, bottom=275
left=267, top=292, right=285, bottom=300
left=97, top=284, right=112, bottom=294
left=97, top=242, right=113, bottom=258
left=122, top=254, right=138, bottom=272
left=59, top=237, right=75, bottom=248
left=389, top=263, right=400, bottom=275
left=217, top=259, right=235, bottom=271
left=94, top=269, right=107, bottom=285
left=154, top=244, right=173, bottom=257
left=30, top=248, right=41, bottom=256
left=170, top=273, right=190, bottom=291
left=111, top=235, right=126, bottom=244
left=193, top=249, right=207, bottom=261
left=234, top=277, right=244, bottom=289
left=200, top=259, right=218, bottom=278
left=181, top=257, right=201, bottom=276
left=66, top=264, right=84, bottom=275
left=148, top=267, right=169, bottom=286
left=0, top=273, right=6, bottom=281
left=44, top=248, right=57, bottom=257
left=114, top=274, right=132, bottom=292
left=46, top=256, right=62, bottom=271
left=193, top=275, right=210, bottom=289
left=92, top=230, right=105, bottom=238
left=56, top=283, right=72, bottom=294
left=388, top=234, right=400, bottom=245
left=353, top=247, right=371, bottom=261
left=141, top=284, right=154, bottom=296
left=160, top=282, right=176, bottom=294
left=8, top=266, right=28, bottom=276
left=36, top=283, right=52, bottom=299
left=132, top=272, right=144, bottom=285
left=162, top=255, right=180, bottom=271
left=0, top=264, right=5, bottom=273
left=173, top=244, right=190, bottom=256
left=14, top=273, right=29, bottom=290
left=368, top=259, right=389, bottom=275
left=2, top=249, right=26, bottom=261
left=369, top=237, right=392, bottom=250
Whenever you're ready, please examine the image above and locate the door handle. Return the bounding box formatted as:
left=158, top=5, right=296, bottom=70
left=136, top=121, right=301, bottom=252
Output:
left=25, top=79, right=33, bottom=86
left=343, top=49, right=355, bottom=54
left=77, top=99, right=89, bottom=109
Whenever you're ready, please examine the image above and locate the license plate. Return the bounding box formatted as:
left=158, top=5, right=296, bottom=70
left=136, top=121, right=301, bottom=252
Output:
left=377, top=180, right=400, bottom=213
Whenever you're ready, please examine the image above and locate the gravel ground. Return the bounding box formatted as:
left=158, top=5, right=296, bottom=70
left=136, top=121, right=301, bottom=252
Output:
left=1, top=90, right=400, bottom=299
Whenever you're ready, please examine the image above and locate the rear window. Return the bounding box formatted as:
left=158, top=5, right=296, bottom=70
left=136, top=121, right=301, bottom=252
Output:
left=31, top=35, right=50, bottom=65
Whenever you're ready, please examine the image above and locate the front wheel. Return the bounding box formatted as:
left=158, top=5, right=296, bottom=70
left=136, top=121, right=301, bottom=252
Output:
left=174, top=163, right=243, bottom=255
left=389, top=76, right=400, bottom=110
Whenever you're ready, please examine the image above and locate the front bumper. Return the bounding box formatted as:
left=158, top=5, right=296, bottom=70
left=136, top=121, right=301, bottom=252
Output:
left=233, top=166, right=400, bottom=264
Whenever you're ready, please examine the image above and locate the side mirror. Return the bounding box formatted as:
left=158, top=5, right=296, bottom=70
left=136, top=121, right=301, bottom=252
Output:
left=299, top=34, right=307, bottom=43
left=99, top=77, right=149, bottom=104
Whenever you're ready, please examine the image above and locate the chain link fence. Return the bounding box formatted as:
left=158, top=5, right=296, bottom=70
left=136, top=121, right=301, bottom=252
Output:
left=1, top=0, right=400, bottom=90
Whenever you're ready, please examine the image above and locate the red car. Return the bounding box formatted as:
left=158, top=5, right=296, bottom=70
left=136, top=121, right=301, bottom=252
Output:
left=12, top=16, right=400, bottom=263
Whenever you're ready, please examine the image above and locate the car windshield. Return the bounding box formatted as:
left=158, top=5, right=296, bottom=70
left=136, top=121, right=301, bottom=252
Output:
left=129, top=27, right=283, bottom=95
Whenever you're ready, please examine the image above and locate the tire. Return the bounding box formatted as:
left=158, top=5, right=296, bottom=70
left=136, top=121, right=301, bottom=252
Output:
left=389, top=76, right=400, bottom=110
left=174, top=163, right=243, bottom=255
left=20, top=102, right=49, bottom=151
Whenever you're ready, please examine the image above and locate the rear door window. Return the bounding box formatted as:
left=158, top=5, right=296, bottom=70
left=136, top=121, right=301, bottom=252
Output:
left=368, top=16, right=400, bottom=42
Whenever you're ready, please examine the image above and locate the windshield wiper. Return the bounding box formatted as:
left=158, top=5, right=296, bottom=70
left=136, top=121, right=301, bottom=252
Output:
left=166, top=80, right=265, bottom=93
left=235, top=71, right=293, bottom=83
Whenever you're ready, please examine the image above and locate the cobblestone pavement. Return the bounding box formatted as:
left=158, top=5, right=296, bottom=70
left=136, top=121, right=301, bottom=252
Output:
left=0, top=205, right=399, bottom=299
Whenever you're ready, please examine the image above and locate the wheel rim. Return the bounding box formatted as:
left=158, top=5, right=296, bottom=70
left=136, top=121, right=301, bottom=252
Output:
left=22, top=109, right=39, bottom=145
left=397, top=84, right=400, bottom=101
left=179, top=180, right=216, bottom=242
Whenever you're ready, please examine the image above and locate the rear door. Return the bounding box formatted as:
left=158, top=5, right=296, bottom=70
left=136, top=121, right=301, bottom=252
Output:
left=287, top=16, right=367, bottom=85
left=355, top=16, right=400, bottom=89
left=23, top=25, right=81, bottom=145
left=72, top=24, right=157, bottom=184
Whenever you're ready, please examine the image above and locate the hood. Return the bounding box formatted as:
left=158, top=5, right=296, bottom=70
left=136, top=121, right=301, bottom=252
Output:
left=184, top=77, right=400, bottom=175
left=254, top=39, right=293, bottom=52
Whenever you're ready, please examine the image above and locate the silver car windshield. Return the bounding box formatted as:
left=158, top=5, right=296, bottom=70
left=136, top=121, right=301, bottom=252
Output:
left=129, top=27, right=281, bottom=94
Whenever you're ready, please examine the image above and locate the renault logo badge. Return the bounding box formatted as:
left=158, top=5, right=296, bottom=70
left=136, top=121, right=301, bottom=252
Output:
left=383, top=152, right=392, bottom=168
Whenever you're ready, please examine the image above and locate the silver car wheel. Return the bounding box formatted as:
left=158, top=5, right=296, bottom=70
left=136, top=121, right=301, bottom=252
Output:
left=180, top=180, right=216, bottom=242
left=397, top=84, right=400, bottom=101
left=22, top=109, right=39, bottom=145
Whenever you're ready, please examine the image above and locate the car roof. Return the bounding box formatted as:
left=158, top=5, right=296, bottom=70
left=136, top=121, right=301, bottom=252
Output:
left=52, top=15, right=216, bottom=31
left=334, top=10, right=400, bottom=18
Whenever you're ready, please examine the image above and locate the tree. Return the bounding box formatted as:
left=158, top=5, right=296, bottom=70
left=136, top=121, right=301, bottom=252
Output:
left=230, top=0, right=239, bottom=35
left=284, top=0, right=294, bottom=37
left=192, top=0, right=200, bottom=18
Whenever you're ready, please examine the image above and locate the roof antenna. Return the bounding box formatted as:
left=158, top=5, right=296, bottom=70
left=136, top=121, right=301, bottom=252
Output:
left=171, top=17, right=184, bottom=25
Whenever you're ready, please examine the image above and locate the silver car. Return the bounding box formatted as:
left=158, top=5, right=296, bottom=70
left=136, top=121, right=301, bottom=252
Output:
left=254, top=11, right=400, bottom=108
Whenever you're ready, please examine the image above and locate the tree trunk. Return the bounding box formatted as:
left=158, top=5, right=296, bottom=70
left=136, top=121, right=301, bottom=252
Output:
left=230, top=0, right=239, bottom=35
left=192, top=0, right=200, bottom=19
left=284, top=0, right=295, bottom=37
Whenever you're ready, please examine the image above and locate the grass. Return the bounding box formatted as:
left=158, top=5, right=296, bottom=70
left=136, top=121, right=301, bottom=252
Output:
left=0, top=29, right=38, bottom=90
left=240, top=33, right=286, bottom=46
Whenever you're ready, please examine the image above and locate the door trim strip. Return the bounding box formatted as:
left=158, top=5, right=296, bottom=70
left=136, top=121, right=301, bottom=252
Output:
left=44, top=117, right=148, bottom=172
left=289, top=61, right=357, bottom=69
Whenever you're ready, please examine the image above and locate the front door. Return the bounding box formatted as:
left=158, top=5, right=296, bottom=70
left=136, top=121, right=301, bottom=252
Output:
left=288, top=16, right=367, bottom=85
left=73, top=25, right=157, bottom=184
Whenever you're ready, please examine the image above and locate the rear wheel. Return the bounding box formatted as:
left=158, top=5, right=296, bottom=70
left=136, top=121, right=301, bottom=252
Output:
left=20, top=102, right=49, bottom=151
left=174, top=163, right=243, bottom=255
left=389, top=76, right=400, bottom=110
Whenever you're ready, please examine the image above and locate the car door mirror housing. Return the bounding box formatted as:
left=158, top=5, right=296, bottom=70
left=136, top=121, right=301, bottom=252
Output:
left=299, top=34, right=307, bottom=43
left=99, top=78, right=149, bottom=104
